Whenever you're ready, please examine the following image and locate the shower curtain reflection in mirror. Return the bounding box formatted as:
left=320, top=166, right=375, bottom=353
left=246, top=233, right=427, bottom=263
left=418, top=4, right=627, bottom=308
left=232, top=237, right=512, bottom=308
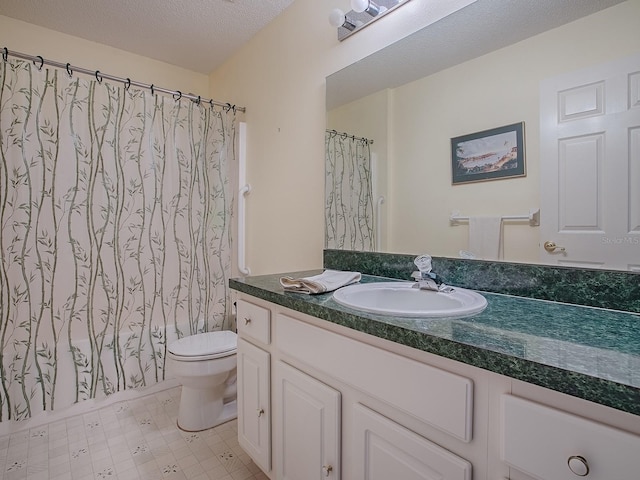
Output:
left=0, top=58, right=235, bottom=421
left=325, top=131, right=375, bottom=251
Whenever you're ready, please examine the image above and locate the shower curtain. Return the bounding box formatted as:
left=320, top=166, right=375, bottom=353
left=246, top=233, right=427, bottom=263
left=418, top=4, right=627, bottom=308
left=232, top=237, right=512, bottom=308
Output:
left=325, top=132, right=375, bottom=251
left=0, top=58, right=235, bottom=421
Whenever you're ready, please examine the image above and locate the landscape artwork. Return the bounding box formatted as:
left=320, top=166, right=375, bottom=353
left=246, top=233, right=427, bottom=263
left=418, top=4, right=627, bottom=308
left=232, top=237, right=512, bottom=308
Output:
left=451, top=122, right=525, bottom=184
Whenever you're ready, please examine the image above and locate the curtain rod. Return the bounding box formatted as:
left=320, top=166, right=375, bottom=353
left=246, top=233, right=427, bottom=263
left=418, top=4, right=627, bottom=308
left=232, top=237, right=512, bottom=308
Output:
left=326, top=129, right=374, bottom=145
left=2, top=47, right=246, bottom=113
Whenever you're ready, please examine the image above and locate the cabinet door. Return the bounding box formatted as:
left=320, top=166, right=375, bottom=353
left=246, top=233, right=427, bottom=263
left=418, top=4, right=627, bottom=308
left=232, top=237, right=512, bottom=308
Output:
left=276, top=361, right=341, bottom=479
left=352, top=403, right=472, bottom=480
left=237, top=338, right=271, bottom=472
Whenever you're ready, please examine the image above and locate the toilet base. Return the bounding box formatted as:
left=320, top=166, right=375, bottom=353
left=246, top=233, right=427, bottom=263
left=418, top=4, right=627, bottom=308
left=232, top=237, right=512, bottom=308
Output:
left=176, top=397, right=237, bottom=432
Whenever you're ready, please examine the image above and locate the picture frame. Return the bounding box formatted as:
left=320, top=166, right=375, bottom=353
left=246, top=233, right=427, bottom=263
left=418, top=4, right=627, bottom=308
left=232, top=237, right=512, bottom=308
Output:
left=451, top=122, right=525, bottom=185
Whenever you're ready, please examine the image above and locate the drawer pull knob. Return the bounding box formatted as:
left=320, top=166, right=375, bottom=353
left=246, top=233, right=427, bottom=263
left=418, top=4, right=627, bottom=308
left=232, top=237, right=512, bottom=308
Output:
left=322, top=465, right=333, bottom=476
left=257, top=408, right=264, bottom=417
left=244, top=317, right=251, bottom=325
left=567, top=455, right=589, bottom=476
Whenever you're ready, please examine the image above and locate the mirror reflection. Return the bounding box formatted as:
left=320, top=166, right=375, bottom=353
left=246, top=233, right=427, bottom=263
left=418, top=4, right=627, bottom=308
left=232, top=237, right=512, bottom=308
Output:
left=325, top=0, right=640, bottom=271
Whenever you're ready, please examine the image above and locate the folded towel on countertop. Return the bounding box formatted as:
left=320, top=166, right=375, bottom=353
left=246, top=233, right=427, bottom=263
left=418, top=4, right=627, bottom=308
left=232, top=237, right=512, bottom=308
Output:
left=280, top=269, right=362, bottom=295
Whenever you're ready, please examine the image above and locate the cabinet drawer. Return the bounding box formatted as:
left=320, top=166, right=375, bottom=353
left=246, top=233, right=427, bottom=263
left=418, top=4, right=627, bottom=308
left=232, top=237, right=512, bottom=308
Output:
left=276, top=313, right=473, bottom=442
left=237, top=299, right=270, bottom=345
left=501, top=394, right=640, bottom=480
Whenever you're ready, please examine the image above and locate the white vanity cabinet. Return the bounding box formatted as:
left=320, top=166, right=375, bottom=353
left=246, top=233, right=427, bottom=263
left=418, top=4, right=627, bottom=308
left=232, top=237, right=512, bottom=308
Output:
left=233, top=291, right=640, bottom=480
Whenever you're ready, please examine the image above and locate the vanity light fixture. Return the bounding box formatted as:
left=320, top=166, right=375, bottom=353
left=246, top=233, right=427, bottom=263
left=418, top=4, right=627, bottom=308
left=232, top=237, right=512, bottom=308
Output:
left=329, top=0, right=413, bottom=41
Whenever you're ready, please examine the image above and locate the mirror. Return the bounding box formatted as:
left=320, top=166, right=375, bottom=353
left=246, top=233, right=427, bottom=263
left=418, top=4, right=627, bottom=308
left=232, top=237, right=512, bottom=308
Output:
left=326, top=0, right=640, bottom=271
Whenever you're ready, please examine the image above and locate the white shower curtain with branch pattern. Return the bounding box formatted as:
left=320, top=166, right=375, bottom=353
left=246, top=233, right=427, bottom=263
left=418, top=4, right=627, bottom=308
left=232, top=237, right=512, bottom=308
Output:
left=325, top=132, right=375, bottom=251
left=0, top=58, right=235, bottom=421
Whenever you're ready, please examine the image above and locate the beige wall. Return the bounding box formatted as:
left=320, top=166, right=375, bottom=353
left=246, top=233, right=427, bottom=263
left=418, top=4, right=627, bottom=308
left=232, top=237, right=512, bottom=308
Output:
left=1, top=15, right=208, bottom=97
left=209, top=0, right=478, bottom=274
left=329, top=0, right=640, bottom=263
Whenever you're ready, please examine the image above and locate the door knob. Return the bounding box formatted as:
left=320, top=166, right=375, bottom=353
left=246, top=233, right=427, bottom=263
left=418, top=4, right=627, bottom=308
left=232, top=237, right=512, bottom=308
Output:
left=322, top=465, right=333, bottom=476
left=544, top=241, right=566, bottom=253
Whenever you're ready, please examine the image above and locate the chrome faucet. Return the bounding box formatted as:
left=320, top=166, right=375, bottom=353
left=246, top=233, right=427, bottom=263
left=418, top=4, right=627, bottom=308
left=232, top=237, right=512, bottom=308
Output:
left=412, top=254, right=454, bottom=293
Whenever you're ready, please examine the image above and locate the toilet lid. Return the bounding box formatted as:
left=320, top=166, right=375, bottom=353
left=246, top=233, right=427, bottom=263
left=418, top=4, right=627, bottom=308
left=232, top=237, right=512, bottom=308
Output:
left=168, top=331, right=237, bottom=357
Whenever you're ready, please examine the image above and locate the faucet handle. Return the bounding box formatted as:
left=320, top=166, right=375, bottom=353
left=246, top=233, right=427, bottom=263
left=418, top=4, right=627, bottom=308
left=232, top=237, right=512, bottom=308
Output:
left=414, top=254, right=433, bottom=273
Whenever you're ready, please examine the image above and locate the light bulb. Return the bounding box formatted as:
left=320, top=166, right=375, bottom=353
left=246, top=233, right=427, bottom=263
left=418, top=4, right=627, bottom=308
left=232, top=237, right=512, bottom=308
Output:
left=328, top=8, right=346, bottom=27
left=329, top=8, right=356, bottom=30
left=351, top=0, right=381, bottom=17
left=351, top=0, right=369, bottom=13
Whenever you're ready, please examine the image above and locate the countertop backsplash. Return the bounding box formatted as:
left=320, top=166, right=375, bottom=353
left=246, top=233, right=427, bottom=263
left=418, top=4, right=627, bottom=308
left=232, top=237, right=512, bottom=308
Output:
left=323, top=249, right=640, bottom=314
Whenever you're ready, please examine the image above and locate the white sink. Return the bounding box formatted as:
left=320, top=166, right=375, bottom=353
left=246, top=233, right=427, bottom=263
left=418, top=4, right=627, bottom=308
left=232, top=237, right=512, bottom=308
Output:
left=332, top=282, right=487, bottom=318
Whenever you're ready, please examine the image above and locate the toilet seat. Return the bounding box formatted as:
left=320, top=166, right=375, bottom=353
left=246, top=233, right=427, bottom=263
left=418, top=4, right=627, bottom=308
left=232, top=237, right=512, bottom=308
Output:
left=168, top=331, right=237, bottom=362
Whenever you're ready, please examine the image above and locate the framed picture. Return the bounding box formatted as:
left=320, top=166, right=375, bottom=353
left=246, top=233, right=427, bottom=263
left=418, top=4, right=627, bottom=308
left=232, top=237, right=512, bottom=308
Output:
left=451, top=122, right=525, bottom=185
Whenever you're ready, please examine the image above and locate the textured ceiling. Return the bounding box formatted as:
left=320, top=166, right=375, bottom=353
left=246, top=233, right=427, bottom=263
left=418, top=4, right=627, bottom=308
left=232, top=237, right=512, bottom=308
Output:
left=0, top=0, right=295, bottom=74
left=327, top=0, right=627, bottom=110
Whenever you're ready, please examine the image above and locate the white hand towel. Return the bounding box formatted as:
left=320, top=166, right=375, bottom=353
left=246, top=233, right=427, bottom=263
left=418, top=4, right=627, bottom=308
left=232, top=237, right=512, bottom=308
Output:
left=468, top=216, right=503, bottom=260
left=280, top=269, right=361, bottom=295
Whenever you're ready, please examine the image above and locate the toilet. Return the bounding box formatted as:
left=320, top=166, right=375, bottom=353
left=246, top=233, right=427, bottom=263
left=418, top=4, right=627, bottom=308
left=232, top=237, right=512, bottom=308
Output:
left=167, top=330, right=238, bottom=431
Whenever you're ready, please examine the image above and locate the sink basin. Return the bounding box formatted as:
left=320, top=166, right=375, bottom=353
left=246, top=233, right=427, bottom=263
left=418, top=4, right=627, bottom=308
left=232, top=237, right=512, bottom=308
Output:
left=332, top=282, right=487, bottom=318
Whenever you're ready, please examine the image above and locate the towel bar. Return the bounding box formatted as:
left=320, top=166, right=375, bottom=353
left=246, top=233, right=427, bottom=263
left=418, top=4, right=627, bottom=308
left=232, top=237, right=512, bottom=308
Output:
left=449, top=208, right=540, bottom=226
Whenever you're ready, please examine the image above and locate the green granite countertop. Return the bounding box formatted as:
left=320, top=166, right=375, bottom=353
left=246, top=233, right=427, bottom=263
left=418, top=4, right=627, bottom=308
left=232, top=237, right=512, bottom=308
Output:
left=230, top=271, right=640, bottom=416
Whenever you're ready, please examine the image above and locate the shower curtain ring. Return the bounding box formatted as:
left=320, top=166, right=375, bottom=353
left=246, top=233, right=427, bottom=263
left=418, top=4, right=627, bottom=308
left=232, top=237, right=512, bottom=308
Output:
left=173, top=90, right=182, bottom=101
left=125, top=78, right=131, bottom=91
left=224, top=103, right=231, bottom=112
left=2, top=47, right=8, bottom=62
left=34, top=55, right=44, bottom=70
left=209, top=99, right=214, bottom=109
left=150, top=84, right=155, bottom=96
left=95, top=70, right=103, bottom=83
left=66, top=63, right=73, bottom=77
left=196, top=95, right=201, bottom=105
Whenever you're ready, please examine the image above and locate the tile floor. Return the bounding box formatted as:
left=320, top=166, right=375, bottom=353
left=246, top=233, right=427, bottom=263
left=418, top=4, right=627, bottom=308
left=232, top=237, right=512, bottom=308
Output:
left=0, top=387, right=267, bottom=480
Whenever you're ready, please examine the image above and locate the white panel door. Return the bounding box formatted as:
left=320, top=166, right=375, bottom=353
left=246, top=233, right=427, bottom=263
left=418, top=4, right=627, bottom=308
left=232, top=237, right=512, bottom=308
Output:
left=540, top=54, right=640, bottom=271
left=352, top=403, right=472, bottom=480
left=237, top=338, right=271, bottom=472
left=276, top=361, right=341, bottom=480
